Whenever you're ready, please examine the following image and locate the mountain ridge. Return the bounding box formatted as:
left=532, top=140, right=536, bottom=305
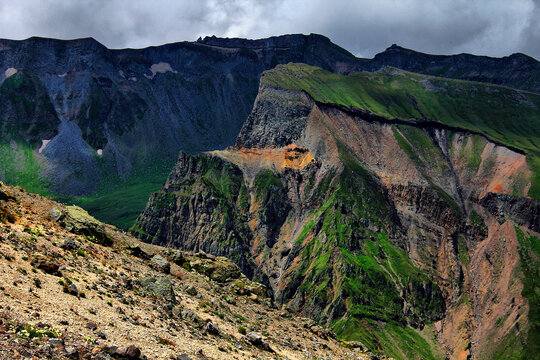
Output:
left=383, top=43, right=538, bottom=63
left=1, top=33, right=539, bottom=229
left=365, top=43, right=540, bottom=93
left=1, top=33, right=539, bottom=360
left=0, top=33, right=364, bottom=228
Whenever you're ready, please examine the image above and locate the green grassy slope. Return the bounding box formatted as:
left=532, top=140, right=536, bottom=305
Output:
left=0, top=139, right=50, bottom=196
left=0, top=145, right=171, bottom=230
left=72, top=161, right=175, bottom=230
left=73, top=176, right=166, bottom=230
left=261, top=64, right=540, bottom=198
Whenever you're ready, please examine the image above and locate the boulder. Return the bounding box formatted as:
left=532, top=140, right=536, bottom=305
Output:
left=204, top=321, right=220, bottom=335
left=245, top=331, right=274, bottom=352
left=51, top=206, right=111, bottom=246
left=170, top=251, right=188, bottom=267
left=93, top=352, right=111, bottom=360
left=209, top=257, right=242, bottom=282
left=60, top=238, right=80, bottom=250
left=244, top=280, right=267, bottom=297
left=189, top=256, right=242, bottom=283
left=231, top=277, right=267, bottom=297
left=85, top=322, right=98, bottom=330
left=246, top=331, right=263, bottom=345
left=185, top=285, right=198, bottom=296
left=151, top=255, right=171, bottom=274
left=181, top=310, right=201, bottom=325
left=115, top=345, right=141, bottom=359
left=63, top=283, right=79, bottom=296
left=128, top=244, right=152, bottom=259
left=0, top=184, right=15, bottom=201
left=172, top=355, right=193, bottom=360
left=31, top=255, right=61, bottom=276
left=139, top=277, right=176, bottom=303
left=346, top=341, right=367, bottom=351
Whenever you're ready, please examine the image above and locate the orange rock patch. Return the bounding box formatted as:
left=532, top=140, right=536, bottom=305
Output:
left=210, top=144, right=315, bottom=176
left=282, top=144, right=315, bottom=170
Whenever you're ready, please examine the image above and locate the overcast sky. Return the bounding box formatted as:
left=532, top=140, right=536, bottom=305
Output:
left=0, top=0, right=538, bottom=59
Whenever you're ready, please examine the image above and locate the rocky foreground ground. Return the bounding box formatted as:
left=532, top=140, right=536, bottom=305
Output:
left=0, top=182, right=376, bottom=360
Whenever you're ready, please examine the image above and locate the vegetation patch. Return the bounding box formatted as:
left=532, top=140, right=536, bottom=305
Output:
left=514, top=226, right=540, bottom=358
left=0, top=138, right=51, bottom=196
left=253, top=169, right=284, bottom=201
left=333, top=317, right=444, bottom=360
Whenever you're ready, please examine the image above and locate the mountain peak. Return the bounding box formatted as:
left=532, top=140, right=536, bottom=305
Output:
left=196, top=33, right=331, bottom=49
left=0, top=36, right=108, bottom=53
left=387, top=43, right=404, bottom=50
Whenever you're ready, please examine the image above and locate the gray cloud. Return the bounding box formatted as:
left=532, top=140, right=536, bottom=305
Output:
left=0, top=0, right=538, bottom=59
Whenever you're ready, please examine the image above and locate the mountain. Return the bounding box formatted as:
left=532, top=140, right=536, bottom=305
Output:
left=0, top=181, right=373, bottom=360
left=362, top=44, right=540, bottom=93
left=0, top=34, right=360, bottom=228
left=134, top=64, right=540, bottom=359
left=1, top=34, right=539, bottom=229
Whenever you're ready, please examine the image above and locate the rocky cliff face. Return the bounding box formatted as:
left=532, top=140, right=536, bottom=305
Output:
left=132, top=153, right=256, bottom=278
left=135, top=64, right=540, bottom=359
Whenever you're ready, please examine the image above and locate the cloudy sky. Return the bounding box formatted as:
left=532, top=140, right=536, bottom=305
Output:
left=0, top=0, right=538, bottom=59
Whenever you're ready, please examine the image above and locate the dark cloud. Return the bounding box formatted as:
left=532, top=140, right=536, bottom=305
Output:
left=520, top=0, right=540, bottom=58
left=0, top=0, right=538, bottom=59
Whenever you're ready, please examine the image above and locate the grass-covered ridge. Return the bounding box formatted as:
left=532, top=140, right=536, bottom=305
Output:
left=261, top=63, right=540, bottom=198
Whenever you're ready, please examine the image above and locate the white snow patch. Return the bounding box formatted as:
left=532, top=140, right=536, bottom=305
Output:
left=129, top=77, right=137, bottom=82
left=5, top=68, right=17, bottom=78
left=58, top=72, right=68, bottom=78
left=145, top=62, right=177, bottom=79
left=118, top=70, right=125, bottom=78
left=38, top=139, right=51, bottom=154
left=97, top=149, right=103, bottom=156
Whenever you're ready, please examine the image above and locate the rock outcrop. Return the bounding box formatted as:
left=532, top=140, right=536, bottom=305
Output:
left=135, top=64, right=540, bottom=359
left=51, top=205, right=111, bottom=245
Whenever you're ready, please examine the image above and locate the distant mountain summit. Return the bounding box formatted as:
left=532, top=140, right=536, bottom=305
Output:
left=363, top=43, right=540, bottom=92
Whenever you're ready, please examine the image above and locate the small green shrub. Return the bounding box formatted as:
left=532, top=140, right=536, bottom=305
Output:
left=238, top=326, right=247, bottom=335
left=12, top=323, right=61, bottom=339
